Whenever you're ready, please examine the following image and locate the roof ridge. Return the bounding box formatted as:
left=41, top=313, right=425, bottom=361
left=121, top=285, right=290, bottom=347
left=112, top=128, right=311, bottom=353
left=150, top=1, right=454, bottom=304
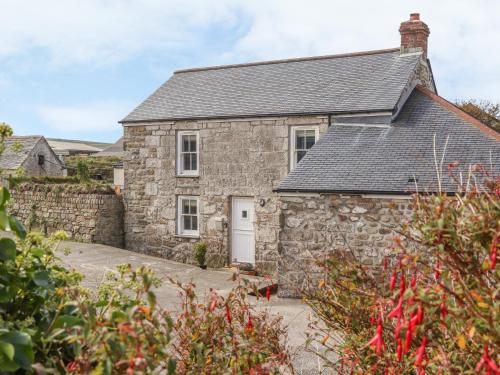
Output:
left=415, top=85, right=500, bottom=142
left=174, top=47, right=401, bottom=74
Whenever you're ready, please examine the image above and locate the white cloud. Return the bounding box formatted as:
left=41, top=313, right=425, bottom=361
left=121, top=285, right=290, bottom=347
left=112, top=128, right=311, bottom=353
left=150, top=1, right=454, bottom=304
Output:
left=37, top=102, right=130, bottom=133
left=1, top=0, right=499, bottom=102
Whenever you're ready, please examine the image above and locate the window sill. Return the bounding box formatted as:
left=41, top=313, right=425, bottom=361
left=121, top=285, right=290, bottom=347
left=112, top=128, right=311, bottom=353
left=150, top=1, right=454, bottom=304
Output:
left=175, top=234, right=200, bottom=239
left=176, top=174, right=200, bottom=178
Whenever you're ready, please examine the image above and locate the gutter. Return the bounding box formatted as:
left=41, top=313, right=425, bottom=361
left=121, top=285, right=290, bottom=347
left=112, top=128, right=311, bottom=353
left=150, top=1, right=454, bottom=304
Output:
left=119, top=108, right=395, bottom=125
left=274, top=188, right=457, bottom=196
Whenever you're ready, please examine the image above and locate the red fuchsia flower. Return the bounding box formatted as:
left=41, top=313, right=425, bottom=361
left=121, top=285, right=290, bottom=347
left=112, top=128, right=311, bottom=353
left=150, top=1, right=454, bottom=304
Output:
left=410, top=274, right=417, bottom=289
left=246, top=314, right=254, bottom=332
left=383, top=257, right=388, bottom=270
left=66, top=361, right=78, bottom=373
left=434, top=260, right=440, bottom=281
left=476, top=345, right=499, bottom=374
left=491, top=227, right=498, bottom=270
left=394, top=317, right=402, bottom=341
left=410, top=312, right=420, bottom=332
left=396, top=338, right=403, bottom=362
left=416, top=304, right=424, bottom=325
left=209, top=299, right=217, bottom=312
left=404, top=319, right=413, bottom=354
left=266, top=286, right=271, bottom=301
left=399, top=272, right=406, bottom=298
left=390, top=270, right=397, bottom=291
left=225, top=303, right=232, bottom=324
left=415, top=336, right=427, bottom=370
left=367, top=323, right=385, bottom=354
left=387, top=296, right=404, bottom=320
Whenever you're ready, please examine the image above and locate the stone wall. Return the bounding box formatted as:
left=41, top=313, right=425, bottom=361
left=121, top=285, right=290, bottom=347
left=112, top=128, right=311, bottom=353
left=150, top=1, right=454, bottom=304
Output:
left=278, top=193, right=413, bottom=297
left=123, top=116, right=329, bottom=273
left=10, top=184, right=124, bottom=247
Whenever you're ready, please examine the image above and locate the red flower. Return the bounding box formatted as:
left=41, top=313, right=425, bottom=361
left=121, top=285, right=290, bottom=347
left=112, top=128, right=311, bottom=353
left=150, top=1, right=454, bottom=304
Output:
left=476, top=345, right=499, bottom=374
left=410, top=274, right=417, bottom=289
left=434, top=260, right=440, bottom=281
left=225, top=303, right=232, bottom=324
left=491, top=227, right=498, bottom=270
left=387, top=297, right=404, bottom=320
left=383, top=258, right=388, bottom=270
left=390, top=270, right=397, bottom=291
left=367, top=323, right=385, bottom=355
left=209, top=299, right=217, bottom=312
left=399, top=272, right=406, bottom=297
left=246, top=314, right=254, bottom=332
left=396, top=338, right=403, bottom=362
left=394, top=317, right=402, bottom=341
left=415, top=336, right=427, bottom=370
left=416, top=304, right=424, bottom=325
left=404, top=319, right=413, bottom=354
left=266, top=286, right=271, bottom=301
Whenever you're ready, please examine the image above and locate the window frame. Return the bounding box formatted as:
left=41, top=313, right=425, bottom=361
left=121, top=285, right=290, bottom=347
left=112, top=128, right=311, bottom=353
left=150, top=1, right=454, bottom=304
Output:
left=176, top=131, right=200, bottom=176
left=289, top=126, right=320, bottom=170
left=177, top=195, right=200, bottom=237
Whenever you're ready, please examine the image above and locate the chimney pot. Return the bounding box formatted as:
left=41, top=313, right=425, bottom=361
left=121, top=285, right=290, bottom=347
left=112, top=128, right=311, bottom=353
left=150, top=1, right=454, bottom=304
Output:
left=400, top=13, right=430, bottom=58
left=410, top=13, right=420, bottom=21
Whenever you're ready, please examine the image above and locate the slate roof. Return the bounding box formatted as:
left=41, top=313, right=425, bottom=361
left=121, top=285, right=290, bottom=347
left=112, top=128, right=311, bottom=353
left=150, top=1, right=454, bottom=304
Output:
left=277, top=86, right=500, bottom=194
left=47, top=139, right=105, bottom=154
left=122, top=49, right=421, bottom=122
left=0, top=136, right=43, bottom=170
left=94, top=137, right=124, bottom=158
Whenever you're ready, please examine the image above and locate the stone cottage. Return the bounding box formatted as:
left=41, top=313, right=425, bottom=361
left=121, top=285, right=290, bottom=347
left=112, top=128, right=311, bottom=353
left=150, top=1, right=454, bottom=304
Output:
left=0, top=136, right=65, bottom=177
left=121, top=14, right=500, bottom=295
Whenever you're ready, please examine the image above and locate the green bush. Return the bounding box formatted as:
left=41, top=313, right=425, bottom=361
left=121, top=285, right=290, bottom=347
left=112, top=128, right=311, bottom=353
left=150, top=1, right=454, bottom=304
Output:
left=194, top=241, right=207, bottom=267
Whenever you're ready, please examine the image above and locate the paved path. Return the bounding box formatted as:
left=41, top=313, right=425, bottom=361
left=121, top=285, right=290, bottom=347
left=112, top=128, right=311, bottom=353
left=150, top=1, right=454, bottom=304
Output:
left=57, top=241, right=321, bottom=373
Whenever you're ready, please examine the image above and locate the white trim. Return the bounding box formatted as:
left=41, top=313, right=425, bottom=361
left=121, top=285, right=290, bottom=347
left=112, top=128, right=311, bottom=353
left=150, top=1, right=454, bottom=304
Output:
left=333, top=123, right=391, bottom=128
left=278, top=192, right=321, bottom=197
left=177, top=131, right=200, bottom=176
left=177, top=195, right=200, bottom=237
left=361, top=194, right=413, bottom=200
left=289, top=125, right=320, bottom=170
left=332, top=111, right=393, bottom=118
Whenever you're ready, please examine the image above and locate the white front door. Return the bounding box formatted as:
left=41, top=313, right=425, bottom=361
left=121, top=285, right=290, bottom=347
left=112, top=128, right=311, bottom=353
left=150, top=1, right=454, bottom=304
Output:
left=231, top=197, right=255, bottom=264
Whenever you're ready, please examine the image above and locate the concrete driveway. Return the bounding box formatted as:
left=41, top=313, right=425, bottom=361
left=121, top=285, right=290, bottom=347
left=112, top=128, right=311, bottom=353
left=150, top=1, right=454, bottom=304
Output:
left=57, top=241, right=322, bottom=374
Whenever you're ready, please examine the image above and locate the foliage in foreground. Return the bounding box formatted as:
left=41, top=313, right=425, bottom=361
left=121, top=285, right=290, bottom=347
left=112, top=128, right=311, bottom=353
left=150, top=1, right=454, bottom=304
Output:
left=0, top=187, right=291, bottom=374
left=304, top=174, right=499, bottom=374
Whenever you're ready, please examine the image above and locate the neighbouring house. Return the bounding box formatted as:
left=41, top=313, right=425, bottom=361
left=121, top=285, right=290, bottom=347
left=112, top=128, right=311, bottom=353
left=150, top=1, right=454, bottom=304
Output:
left=0, top=136, right=65, bottom=177
left=120, top=14, right=500, bottom=296
left=47, top=138, right=110, bottom=161
left=94, top=137, right=125, bottom=190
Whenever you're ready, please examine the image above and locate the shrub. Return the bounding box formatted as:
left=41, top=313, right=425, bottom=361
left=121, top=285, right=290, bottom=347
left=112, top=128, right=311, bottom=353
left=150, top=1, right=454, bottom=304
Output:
left=303, top=176, right=500, bottom=373
left=194, top=241, right=207, bottom=267
left=0, top=186, right=291, bottom=373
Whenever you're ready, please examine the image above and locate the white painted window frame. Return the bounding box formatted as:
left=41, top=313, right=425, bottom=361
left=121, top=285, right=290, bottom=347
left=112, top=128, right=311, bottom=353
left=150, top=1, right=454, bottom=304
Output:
left=177, top=131, right=200, bottom=176
left=289, top=126, right=320, bottom=170
left=177, top=195, right=200, bottom=237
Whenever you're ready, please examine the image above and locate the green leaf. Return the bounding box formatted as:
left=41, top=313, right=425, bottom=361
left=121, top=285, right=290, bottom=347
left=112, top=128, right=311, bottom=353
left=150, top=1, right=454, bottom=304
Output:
left=0, top=188, right=10, bottom=208
left=0, top=211, right=9, bottom=231
left=30, top=248, right=44, bottom=258
left=0, top=238, right=16, bottom=261
left=53, top=315, right=82, bottom=329
left=8, top=217, right=26, bottom=240
left=168, top=359, right=177, bottom=375
left=32, top=271, right=50, bottom=287
left=0, top=331, right=34, bottom=370
left=0, top=341, right=14, bottom=360
left=90, top=362, right=104, bottom=375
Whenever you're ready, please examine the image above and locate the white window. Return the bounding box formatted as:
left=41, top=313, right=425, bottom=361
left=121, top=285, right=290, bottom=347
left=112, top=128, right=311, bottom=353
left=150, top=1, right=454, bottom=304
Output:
left=290, top=126, right=319, bottom=170
left=177, top=131, right=199, bottom=176
left=177, top=196, right=199, bottom=236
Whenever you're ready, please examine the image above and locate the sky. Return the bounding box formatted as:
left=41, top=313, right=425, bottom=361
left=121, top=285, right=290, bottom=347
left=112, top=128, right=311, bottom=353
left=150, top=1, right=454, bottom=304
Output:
left=0, top=0, right=499, bottom=143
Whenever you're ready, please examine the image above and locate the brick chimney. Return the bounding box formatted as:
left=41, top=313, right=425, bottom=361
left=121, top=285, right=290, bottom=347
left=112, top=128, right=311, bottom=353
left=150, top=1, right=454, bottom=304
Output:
left=399, top=13, right=430, bottom=58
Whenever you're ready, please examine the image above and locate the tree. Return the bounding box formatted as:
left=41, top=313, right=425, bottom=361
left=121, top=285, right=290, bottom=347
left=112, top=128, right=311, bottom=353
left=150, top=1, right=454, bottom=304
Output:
left=455, top=99, right=500, bottom=132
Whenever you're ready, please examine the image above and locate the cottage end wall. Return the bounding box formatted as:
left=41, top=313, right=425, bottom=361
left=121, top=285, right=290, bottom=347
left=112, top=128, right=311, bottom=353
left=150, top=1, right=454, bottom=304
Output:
left=22, top=139, right=64, bottom=177
left=278, top=194, right=413, bottom=297
left=123, top=116, right=328, bottom=273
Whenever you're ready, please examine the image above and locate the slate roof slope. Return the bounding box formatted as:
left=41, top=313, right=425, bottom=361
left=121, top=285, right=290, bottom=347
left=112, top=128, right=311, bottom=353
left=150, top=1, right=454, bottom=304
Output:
left=0, top=136, right=43, bottom=170
left=95, top=137, right=124, bottom=158
left=122, top=49, right=421, bottom=123
left=277, top=87, right=500, bottom=194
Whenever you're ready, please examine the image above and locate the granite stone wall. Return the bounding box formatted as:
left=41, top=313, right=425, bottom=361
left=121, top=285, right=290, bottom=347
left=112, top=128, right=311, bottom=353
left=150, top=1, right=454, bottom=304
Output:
left=10, top=185, right=124, bottom=247
left=278, top=193, right=413, bottom=297
left=123, top=116, right=329, bottom=273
